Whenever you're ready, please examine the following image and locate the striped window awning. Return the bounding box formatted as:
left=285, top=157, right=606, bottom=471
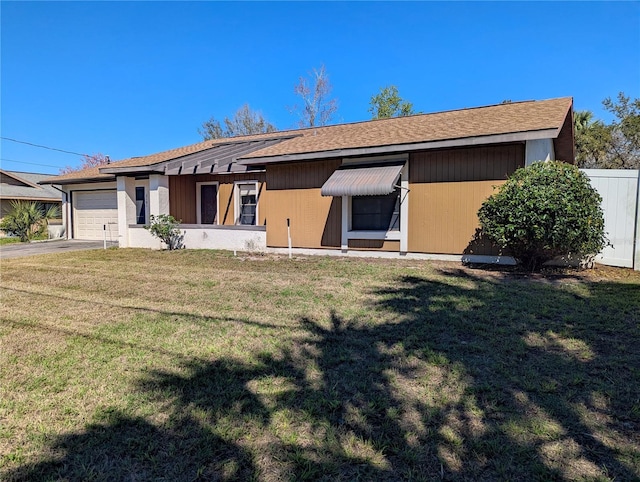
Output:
left=321, top=163, right=404, bottom=197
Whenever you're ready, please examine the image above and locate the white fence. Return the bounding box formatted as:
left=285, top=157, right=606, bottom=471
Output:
left=583, top=169, right=640, bottom=270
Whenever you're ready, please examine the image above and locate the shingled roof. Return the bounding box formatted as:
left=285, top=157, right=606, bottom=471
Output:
left=43, top=132, right=296, bottom=184
left=1, top=170, right=62, bottom=201
left=43, top=97, right=573, bottom=184
left=241, top=96, right=573, bottom=163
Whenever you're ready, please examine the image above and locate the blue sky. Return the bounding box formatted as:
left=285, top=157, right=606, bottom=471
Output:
left=1, top=1, right=639, bottom=175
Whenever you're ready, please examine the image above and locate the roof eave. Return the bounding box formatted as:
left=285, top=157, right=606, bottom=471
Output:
left=0, top=169, right=44, bottom=189
left=0, top=195, right=61, bottom=201
left=99, top=164, right=166, bottom=175
left=39, top=176, right=116, bottom=185
left=239, top=129, right=560, bottom=165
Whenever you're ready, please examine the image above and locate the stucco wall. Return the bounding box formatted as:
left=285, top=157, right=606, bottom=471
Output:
left=127, top=225, right=266, bottom=252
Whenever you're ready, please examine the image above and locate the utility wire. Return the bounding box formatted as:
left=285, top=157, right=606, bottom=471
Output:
left=0, top=157, right=61, bottom=169
left=1, top=136, right=88, bottom=157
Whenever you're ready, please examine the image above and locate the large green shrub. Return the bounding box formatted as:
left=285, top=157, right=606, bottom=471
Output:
left=0, top=200, right=59, bottom=242
left=478, top=161, right=607, bottom=271
left=144, top=214, right=183, bottom=250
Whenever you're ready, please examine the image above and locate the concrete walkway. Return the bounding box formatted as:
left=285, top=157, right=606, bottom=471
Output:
left=0, top=239, right=117, bottom=259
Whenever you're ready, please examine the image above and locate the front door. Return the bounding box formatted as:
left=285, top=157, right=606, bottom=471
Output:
left=200, top=184, right=218, bottom=224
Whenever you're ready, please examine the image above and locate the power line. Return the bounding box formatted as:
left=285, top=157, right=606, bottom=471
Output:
left=0, top=158, right=61, bottom=169
left=0, top=136, right=88, bottom=157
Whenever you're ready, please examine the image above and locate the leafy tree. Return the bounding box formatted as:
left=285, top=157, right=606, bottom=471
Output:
left=60, top=153, right=110, bottom=175
left=369, top=85, right=416, bottom=119
left=478, top=161, right=607, bottom=271
left=574, top=93, right=640, bottom=169
left=574, top=110, right=610, bottom=168
left=290, top=64, right=338, bottom=127
left=199, top=104, right=277, bottom=140
left=145, top=214, right=183, bottom=250
left=574, top=110, right=594, bottom=132
left=0, top=200, right=60, bottom=242
left=602, top=92, right=640, bottom=168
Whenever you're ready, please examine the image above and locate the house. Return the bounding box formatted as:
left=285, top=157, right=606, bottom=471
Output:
left=1, top=170, right=63, bottom=235
left=41, top=97, right=574, bottom=261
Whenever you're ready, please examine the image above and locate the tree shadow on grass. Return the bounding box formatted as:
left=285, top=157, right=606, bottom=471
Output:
left=4, top=268, right=639, bottom=481
left=5, top=407, right=256, bottom=481
left=367, top=271, right=640, bottom=480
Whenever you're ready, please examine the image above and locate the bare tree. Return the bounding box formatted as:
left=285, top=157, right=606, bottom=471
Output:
left=290, top=65, right=338, bottom=128
left=60, top=153, right=110, bottom=174
left=199, top=104, right=277, bottom=140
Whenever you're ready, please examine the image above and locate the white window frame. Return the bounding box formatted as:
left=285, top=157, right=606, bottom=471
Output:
left=196, top=181, right=220, bottom=225
left=234, top=181, right=259, bottom=226
left=340, top=156, right=409, bottom=252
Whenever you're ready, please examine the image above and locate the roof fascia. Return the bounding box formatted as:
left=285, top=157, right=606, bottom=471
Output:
left=99, top=164, right=166, bottom=175
left=40, top=176, right=116, bottom=185
left=239, top=129, right=559, bottom=165
left=0, top=195, right=61, bottom=202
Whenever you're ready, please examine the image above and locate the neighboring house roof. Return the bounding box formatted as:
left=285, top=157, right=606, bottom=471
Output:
left=42, top=97, right=573, bottom=184
left=0, top=170, right=61, bottom=201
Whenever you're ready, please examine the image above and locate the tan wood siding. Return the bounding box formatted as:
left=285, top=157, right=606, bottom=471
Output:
left=169, top=173, right=266, bottom=226
left=261, top=146, right=525, bottom=253
left=410, top=143, right=524, bottom=183
left=408, top=180, right=505, bottom=254
left=265, top=160, right=342, bottom=248
left=348, top=239, right=400, bottom=251
left=408, top=144, right=523, bottom=255
left=264, top=189, right=341, bottom=248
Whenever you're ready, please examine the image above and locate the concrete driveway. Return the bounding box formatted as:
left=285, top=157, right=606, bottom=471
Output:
left=0, top=239, right=118, bottom=259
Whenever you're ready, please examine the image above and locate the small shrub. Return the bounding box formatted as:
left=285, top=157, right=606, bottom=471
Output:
left=144, top=214, right=183, bottom=250
left=0, top=200, right=59, bottom=242
left=478, top=161, right=607, bottom=271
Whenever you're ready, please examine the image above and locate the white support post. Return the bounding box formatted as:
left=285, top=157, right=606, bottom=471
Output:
left=287, top=218, right=292, bottom=259
left=61, top=188, right=69, bottom=239
left=117, top=176, right=136, bottom=248
left=341, top=195, right=349, bottom=252
left=149, top=174, right=170, bottom=217
left=400, top=162, right=409, bottom=254
left=635, top=173, right=640, bottom=271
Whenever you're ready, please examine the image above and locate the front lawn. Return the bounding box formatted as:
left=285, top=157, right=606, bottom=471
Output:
left=0, top=237, right=21, bottom=246
left=1, top=250, right=639, bottom=481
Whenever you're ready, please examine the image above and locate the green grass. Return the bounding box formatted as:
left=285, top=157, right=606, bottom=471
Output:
left=1, top=249, right=639, bottom=481
left=0, top=237, right=21, bottom=245
left=0, top=230, right=50, bottom=245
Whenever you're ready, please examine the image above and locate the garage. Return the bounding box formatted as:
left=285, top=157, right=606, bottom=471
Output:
left=72, top=191, right=119, bottom=241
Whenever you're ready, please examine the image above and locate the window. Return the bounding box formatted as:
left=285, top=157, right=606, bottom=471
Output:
left=196, top=182, right=218, bottom=224
left=40, top=202, right=61, bottom=217
left=334, top=158, right=408, bottom=252
left=236, top=182, right=257, bottom=225
left=351, top=187, right=400, bottom=231
left=135, top=186, right=146, bottom=224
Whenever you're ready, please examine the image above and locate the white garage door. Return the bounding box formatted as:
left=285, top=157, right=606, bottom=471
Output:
left=73, top=191, right=119, bottom=241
